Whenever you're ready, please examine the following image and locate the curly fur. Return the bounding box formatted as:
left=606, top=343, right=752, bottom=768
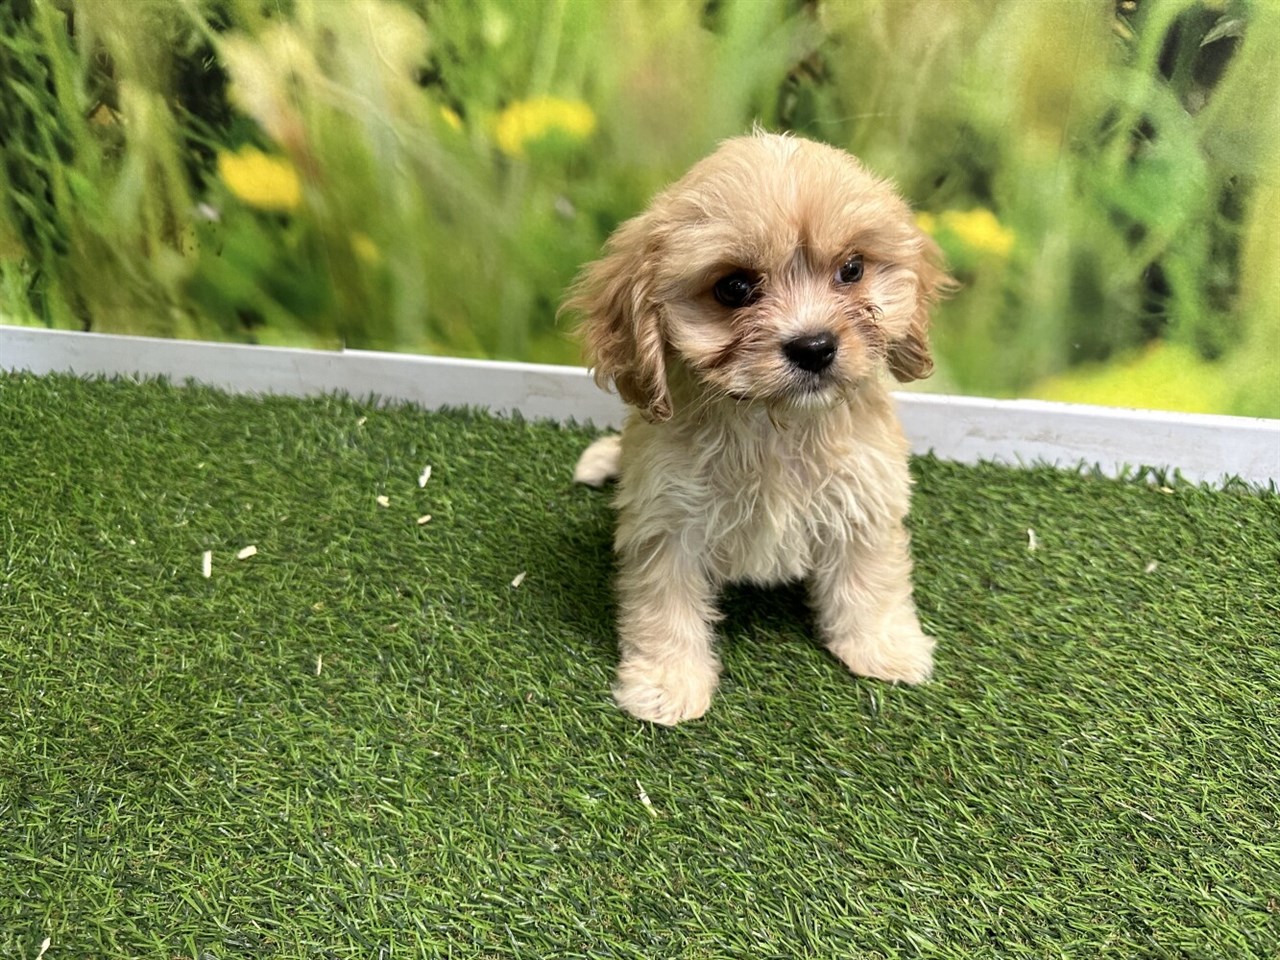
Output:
left=564, top=132, right=953, bottom=725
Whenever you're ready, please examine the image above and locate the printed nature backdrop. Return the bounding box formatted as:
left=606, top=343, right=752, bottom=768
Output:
left=1, top=0, right=1277, bottom=416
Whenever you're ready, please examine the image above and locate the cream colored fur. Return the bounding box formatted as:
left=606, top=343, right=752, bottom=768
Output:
left=565, top=132, right=952, bottom=725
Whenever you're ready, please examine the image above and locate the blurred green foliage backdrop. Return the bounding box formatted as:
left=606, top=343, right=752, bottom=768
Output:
left=1, top=0, right=1277, bottom=416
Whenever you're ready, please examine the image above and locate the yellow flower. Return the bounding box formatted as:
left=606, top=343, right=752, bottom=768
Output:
left=217, top=147, right=302, bottom=212
left=493, top=96, right=596, bottom=158
left=940, top=208, right=1014, bottom=257
left=440, top=107, right=463, bottom=132
left=350, top=232, right=381, bottom=265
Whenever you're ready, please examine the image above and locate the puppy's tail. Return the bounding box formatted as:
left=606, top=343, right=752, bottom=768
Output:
left=573, top=435, right=622, bottom=487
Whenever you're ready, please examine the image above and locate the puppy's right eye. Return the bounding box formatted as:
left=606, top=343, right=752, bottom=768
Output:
left=713, top=272, right=758, bottom=309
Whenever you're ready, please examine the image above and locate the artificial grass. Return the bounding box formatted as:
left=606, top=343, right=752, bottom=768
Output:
left=1, top=370, right=1277, bottom=959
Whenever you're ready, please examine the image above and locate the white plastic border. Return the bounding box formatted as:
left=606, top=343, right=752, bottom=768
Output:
left=3, top=327, right=1277, bottom=487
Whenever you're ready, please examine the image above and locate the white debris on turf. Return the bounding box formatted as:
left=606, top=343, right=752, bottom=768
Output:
left=1026, top=528, right=1038, bottom=551
left=636, top=780, right=656, bottom=817
left=510, top=571, right=526, bottom=588
left=417, top=514, right=432, bottom=525
left=201, top=550, right=212, bottom=578
left=419, top=464, right=433, bottom=487
left=376, top=495, right=390, bottom=507
left=236, top=545, right=257, bottom=560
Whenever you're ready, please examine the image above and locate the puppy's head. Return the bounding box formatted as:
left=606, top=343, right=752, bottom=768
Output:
left=564, top=132, right=953, bottom=421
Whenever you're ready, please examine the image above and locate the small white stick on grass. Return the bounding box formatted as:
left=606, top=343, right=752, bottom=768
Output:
left=418, top=464, right=433, bottom=487
left=1115, top=799, right=1159, bottom=823
left=236, top=545, right=257, bottom=560
left=636, top=780, right=657, bottom=817
left=315, top=654, right=323, bottom=676
left=35, top=938, right=51, bottom=960
left=201, top=550, right=212, bottom=578
left=1026, top=528, right=1038, bottom=551
left=510, top=571, right=526, bottom=588
left=376, top=495, right=390, bottom=508
left=416, top=514, right=432, bottom=525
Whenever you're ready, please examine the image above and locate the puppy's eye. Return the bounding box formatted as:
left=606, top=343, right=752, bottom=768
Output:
left=837, top=255, right=865, bottom=284
left=713, top=272, right=759, bottom=308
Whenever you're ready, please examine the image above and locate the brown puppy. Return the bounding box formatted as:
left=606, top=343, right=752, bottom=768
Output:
left=566, top=132, right=951, bottom=725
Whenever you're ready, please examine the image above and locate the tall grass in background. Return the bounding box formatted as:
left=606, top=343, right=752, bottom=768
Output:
left=0, top=0, right=1276, bottom=416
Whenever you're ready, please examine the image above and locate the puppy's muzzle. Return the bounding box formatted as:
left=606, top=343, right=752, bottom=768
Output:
left=783, top=331, right=838, bottom=374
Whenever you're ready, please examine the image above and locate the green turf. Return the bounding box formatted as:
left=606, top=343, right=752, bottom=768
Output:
left=1, top=371, right=1277, bottom=959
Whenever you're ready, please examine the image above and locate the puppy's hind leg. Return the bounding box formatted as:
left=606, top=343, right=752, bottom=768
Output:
left=809, top=521, right=935, bottom=685
left=573, top=435, right=622, bottom=487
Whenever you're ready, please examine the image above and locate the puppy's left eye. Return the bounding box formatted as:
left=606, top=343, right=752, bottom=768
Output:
left=837, top=255, right=865, bottom=284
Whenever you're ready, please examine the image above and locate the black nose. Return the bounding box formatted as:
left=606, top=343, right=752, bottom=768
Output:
left=783, top=332, right=838, bottom=373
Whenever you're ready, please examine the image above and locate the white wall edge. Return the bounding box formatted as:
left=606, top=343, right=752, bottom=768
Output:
left=3, top=326, right=1277, bottom=487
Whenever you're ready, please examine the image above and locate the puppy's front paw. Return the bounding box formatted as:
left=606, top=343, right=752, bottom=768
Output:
left=613, top=657, right=719, bottom=726
left=828, top=627, right=935, bottom=685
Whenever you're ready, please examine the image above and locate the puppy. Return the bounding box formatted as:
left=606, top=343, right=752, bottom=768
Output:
left=565, top=131, right=951, bottom=726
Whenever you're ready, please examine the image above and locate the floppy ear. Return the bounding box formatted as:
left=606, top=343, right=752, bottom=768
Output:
left=561, top=214, right=672, bottom=422
left=888, top=231, right=955, bottom=384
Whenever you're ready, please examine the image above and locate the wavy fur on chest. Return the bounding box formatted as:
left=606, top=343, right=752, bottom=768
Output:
left=613, top=384, right=911, bottom=587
